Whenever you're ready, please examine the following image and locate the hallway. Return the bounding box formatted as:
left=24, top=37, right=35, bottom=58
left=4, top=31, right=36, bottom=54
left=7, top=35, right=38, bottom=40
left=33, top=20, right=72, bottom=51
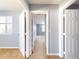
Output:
left=29, top=36, right=47, bottom=59
left=29, top=36, right=61, bottom=59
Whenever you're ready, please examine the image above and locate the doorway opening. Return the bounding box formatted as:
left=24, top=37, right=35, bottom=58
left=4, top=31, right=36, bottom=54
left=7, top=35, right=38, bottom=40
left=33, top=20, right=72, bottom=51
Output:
left=63, top=0, right=79, bottom=59
left=29, top=11, right=48, bottom=57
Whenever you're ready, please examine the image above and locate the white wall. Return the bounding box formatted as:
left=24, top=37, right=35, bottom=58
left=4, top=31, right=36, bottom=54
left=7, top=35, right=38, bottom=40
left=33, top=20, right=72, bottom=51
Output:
left=30, top=4, right=59, bottom=55
left=0, top=11, right=20, bottom=47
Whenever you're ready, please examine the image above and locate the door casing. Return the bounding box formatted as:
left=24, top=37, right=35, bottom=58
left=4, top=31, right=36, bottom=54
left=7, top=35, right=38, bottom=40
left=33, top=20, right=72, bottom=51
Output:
left=31, top=10, right=49, bottom=55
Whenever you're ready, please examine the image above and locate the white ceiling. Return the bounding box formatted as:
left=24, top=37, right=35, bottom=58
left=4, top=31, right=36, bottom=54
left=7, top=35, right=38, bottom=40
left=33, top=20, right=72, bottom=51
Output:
left=0, top=0, right=23, bottom=11
left=27, top=0, right=62, bottom=4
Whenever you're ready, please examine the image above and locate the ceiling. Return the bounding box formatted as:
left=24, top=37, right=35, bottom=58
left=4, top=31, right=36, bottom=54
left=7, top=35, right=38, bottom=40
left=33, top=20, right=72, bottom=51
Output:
left=27, top=0, right=62, bottom=4
left=0, top=0, right=23, bottom=11
left=0, top=0, right=76, bottom=11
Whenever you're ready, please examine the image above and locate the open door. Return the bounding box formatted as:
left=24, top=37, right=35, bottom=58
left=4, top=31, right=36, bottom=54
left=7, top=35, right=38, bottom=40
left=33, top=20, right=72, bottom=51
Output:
left=65, top=10, right=79, bottom=59
left=19, top=11, right=26, bottom=57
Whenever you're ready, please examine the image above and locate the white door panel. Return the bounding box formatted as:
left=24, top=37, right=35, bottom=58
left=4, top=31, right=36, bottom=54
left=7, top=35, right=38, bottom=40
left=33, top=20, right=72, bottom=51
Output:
left=19, top=12, right=25, bottom=57
left=65, top=10, right=79, bottom=59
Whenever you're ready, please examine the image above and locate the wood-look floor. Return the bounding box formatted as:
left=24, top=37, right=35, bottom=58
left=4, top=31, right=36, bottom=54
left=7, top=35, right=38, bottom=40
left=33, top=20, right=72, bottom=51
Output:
left=29, top=36, right=62, bottom=59
left=47, top=55, right=63, bottom=59
left=0, top=49, right=62, bottom=59
left=0, top=48, right=25, bottom=59
left=0, top=37, right=63, bottom=59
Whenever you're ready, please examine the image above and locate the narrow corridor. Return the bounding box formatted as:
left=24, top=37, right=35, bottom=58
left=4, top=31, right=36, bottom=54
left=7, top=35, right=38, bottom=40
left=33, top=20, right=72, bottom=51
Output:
left=29, top=36, right=62, bottom=59
left=29, top=36, right=47, bottom=59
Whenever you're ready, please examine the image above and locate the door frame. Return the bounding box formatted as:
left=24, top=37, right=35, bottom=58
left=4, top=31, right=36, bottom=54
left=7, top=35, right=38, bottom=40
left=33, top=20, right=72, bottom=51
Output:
left=59, top=0, right=76, bottom=58
left=31, top=10, right=49, bottom=55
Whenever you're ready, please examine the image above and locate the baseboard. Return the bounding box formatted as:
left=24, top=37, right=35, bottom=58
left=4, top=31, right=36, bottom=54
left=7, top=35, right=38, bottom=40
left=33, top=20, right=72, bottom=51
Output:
left=19, top=49, right=25, bottom=58
left=0, top=47, right=18, bottom=49
left=59, top=55, right=63, bottom=59
left=60, top=57, right=63, bottom=59
left=26, top=51, right=30, bottom=58
left=59, top=53, right=64, bottom=58
left=48, top=53, right=64, bottom=59
left=47, top=53, right=59, bottom=56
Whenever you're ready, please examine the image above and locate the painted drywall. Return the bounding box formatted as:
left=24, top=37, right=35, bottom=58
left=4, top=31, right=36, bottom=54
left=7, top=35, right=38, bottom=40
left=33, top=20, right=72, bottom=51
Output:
left=30, top=4, right=59, bottom=54
left=0, top=11, right=20, bottom=47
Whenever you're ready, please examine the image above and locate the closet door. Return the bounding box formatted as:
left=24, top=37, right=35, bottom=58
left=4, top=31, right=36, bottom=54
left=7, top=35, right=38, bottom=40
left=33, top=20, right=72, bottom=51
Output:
left=65, top=10, right=79, bottom=59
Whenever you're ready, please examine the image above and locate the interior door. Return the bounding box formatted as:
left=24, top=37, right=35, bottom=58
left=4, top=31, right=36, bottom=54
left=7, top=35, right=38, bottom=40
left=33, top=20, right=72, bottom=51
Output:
left=19, top=11, right=26, bottom=57
left=65, top=10, right=79, bottom=59
left=29, top=12, right=33, bottom=56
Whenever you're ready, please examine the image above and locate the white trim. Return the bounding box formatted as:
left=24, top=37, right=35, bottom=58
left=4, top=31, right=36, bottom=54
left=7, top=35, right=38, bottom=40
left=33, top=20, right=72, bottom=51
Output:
left=48, top=53, right=63, bottom=58
left=48, top=53, right=59, bottom=56
left=26, top=51, right=30, bottom=58
left=17, top=0, right=29, bottom=58
left=46, top=11, right=49, bottom=55
left=19, top=48, right=25, bottom=58
left=31, top=10, right=48, bottom=14
left=60, top=0, right=76, bottom=10
left=59, top=0, right=76, bottom=58
left=31, top=10, right=49, bottom=55
left=0, top=47, right=18, bottom=49
left=17, top=0, right=27, bottom=10
left=17, top=0, right=25, bottom=9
